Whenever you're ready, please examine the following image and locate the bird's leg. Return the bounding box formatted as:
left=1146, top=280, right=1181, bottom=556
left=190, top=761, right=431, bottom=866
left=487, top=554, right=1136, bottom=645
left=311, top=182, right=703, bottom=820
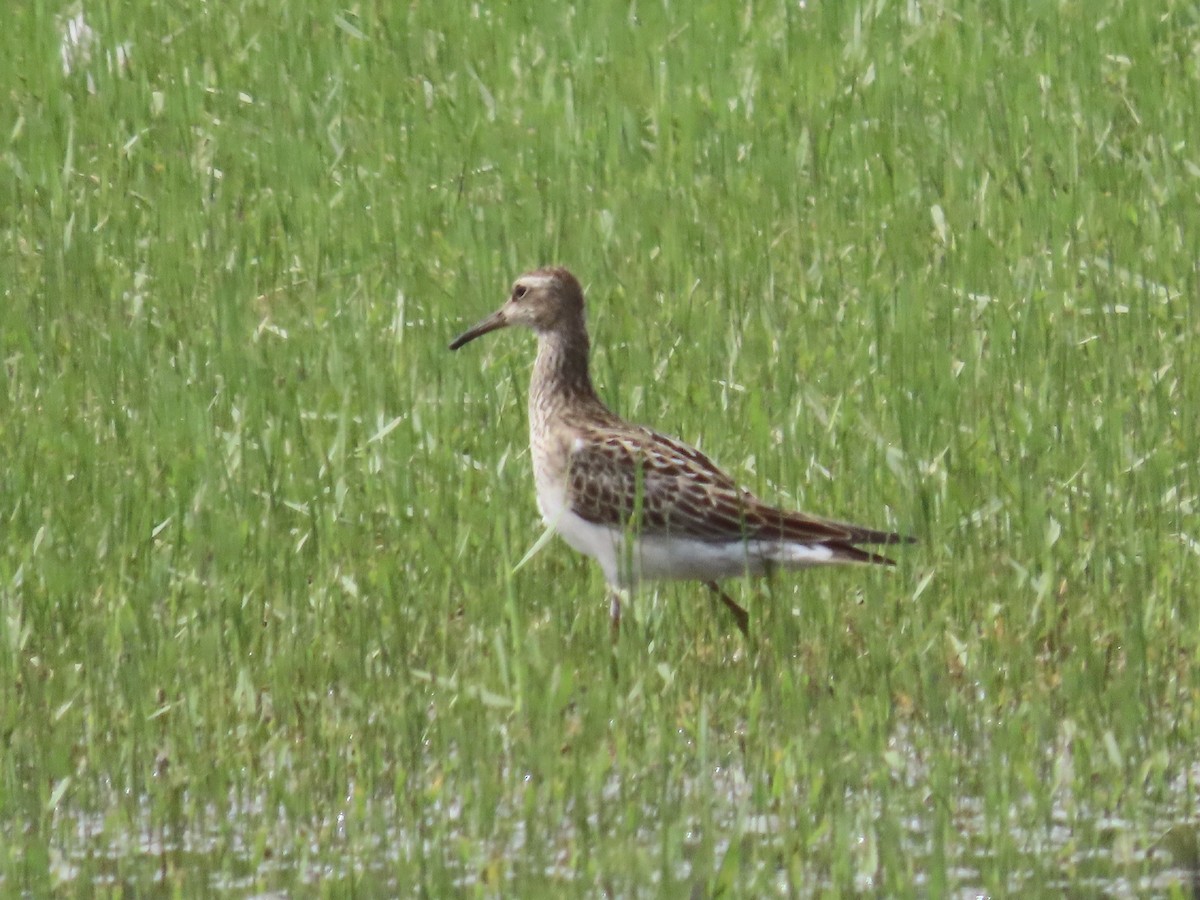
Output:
left=606, top=589, right=623, bottom=683
left=705, top=581, right=749, bottom=637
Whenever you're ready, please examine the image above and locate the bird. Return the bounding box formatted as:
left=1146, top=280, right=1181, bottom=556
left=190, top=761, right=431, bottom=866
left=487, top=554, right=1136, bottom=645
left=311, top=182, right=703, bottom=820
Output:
left=449, top=267, right=912, bottom=636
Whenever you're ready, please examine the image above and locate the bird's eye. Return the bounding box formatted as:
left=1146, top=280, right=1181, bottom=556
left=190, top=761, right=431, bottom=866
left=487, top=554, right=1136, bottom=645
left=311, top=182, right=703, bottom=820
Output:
left=512, top=285, right=528, bottom=301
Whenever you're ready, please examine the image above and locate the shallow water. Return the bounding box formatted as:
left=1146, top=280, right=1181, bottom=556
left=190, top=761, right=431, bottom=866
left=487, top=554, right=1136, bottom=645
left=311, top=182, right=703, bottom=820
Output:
left=20, top=757, right=1200, bottom=896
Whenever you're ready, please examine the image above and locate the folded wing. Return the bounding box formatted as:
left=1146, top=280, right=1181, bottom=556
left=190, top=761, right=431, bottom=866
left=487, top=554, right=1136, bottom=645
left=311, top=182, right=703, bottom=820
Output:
left=566, top=426, right=911, bottom=563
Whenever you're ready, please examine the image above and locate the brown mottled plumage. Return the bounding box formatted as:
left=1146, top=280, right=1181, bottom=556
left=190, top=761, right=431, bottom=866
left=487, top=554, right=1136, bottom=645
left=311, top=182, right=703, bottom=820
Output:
left=450, top=267, right=912, bottom=636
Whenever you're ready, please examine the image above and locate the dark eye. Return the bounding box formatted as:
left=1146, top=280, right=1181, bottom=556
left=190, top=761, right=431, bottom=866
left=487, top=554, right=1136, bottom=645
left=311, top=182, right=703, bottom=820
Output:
left=512, top=284, right=528, bottom=301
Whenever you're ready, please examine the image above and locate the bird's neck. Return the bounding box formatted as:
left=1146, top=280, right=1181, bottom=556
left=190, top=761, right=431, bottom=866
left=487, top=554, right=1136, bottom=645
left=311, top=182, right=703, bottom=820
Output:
left=529, top=321, right=607, bottom=428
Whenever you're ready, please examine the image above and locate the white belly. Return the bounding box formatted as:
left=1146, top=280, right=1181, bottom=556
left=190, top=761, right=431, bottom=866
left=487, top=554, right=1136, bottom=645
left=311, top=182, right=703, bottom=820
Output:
left=535, top=478, right=836, bottom=589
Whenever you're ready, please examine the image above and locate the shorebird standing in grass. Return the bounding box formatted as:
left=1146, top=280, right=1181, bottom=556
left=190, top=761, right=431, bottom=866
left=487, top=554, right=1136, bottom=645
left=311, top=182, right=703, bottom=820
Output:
left=449, top=267, right=912, bottom=636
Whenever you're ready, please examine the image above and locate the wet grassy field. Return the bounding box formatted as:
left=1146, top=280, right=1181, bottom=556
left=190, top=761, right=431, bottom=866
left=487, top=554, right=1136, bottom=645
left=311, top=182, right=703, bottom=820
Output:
left=4, top=1, right=1200, bottom=894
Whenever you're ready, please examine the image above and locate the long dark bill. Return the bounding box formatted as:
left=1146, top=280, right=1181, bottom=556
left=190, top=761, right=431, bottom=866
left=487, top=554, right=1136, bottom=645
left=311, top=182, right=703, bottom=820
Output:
left=449, top=309, right=507, bottom=350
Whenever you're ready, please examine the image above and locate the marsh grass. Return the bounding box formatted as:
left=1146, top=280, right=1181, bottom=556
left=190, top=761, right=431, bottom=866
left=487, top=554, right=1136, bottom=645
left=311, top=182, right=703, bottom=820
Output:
left=3, top=0, right=1200, bottom=894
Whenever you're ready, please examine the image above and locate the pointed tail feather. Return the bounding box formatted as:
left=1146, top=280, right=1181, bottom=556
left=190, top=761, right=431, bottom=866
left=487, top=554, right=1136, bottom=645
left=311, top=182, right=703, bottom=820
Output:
left=824, top=541, right=901, bottom=567
left=756, top=506, right=915, bottom=555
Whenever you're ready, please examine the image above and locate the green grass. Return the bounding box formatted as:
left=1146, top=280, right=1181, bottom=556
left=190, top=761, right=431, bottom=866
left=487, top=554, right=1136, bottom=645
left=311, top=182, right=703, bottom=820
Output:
left=4, top=0, right=1200, bottom=894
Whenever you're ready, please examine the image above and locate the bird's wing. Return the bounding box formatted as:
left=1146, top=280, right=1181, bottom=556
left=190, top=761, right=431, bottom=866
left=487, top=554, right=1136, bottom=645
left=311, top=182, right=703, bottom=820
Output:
left=565, top=426, right=746, bottom=539
left=565, top=426, right=905, bottom=552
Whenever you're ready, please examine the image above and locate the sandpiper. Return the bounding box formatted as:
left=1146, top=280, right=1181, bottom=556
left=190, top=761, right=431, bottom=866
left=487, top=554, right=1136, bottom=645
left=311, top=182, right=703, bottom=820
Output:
left=450, top=267, right=912, bottom=635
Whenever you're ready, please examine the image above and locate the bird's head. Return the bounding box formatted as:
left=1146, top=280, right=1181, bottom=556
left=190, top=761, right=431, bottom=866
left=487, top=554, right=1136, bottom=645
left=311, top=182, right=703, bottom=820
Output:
left=449, top=267, right=585, bottom=349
